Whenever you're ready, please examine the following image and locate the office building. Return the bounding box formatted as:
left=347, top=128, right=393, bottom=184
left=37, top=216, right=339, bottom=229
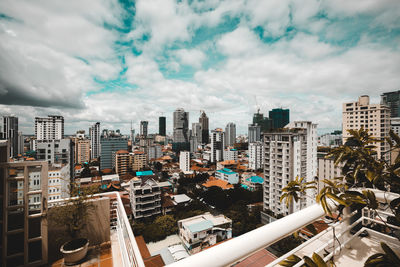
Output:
left=199, top=111, right=209, bottom=144
left=0, top=116, right=19, bottom=157
left=225, top=122, right=236, bottom=147
left=253, top=110, right=272, bottom=132
left=147, top=144, right=162, bottom=160
left=178, top=213, right=232, bottom=254
left=192, top=122, right=202, bottom=143
left=173, top=108, right=190, bottom=152
left=18, top=131, right=24, bottom=155
left=342, top=95, right=390, bottom=160
left=75, top=139, right=90, bottom=164
left=129, top=177, right=161, bottom=218
left=36, top=139, right=72, bottom=165
left=140, top=121, right=148, bottom=137
left=159, top=116, right=166, bottom=136
left=180, top=151, right=190, bottom=172
left=35, top=115, right=64, bottom=141
left=263, top=121, right=317, bottom=216
left=100, top=137, right=128, bottom=170
left=249, top=141, right=264, bottom=170
left=89, top=122, right=100, bottom=159
left=381, top=90, right=400, bottom=117
left=269, top=108, right=290, bottom=129
left=0, top=142, right=49, bottom=266
left=248, top=124, right=261, bottom=143
left=211, top=129, right=225, bottom=163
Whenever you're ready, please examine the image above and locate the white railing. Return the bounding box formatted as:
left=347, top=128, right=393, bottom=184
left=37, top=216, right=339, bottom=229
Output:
left=49, top=192, right=145, bottom=267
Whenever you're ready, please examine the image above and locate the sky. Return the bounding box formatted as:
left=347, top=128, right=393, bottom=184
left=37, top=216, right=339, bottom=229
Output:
left=0, top=0, right=399, bottom=136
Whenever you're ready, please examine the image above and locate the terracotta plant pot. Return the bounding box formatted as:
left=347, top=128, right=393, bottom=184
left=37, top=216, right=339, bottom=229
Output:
left=60, top=238, right=89, bottom=265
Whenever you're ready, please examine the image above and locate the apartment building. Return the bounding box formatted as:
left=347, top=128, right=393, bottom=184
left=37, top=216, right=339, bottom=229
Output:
left=263, top=121, right=317, bottom=217
left=211, top=129, right=224, bottom=163
left=215, top=168, right=239, bottom=184
left=35, top=115, right=64, bottom=142
left=178, top=212, right=232, bottom=254
left=132, top=151, right=147, bottom=172
left=48, top=164, right=70, bottom=202
left=74, top=138, right=90, bottom=164
left=342, top=95, right=390, bottom=160
left=89, top=122, right=100, bottom=159
left=317, top=151, right=342, bottom=192
left=249, top=141, right=264, bottom=170
left=223, top=148, right=238, bottom=161
left=115, top=150, right=131, bottom=176
left=180, top=151, right=190, bottom=173
left=129, top=177, right=161, bottom=218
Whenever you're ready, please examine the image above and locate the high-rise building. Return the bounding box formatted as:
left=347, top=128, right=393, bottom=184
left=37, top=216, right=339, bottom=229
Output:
left=211, top=129, right=225, bottom=163
left=115, top=150, right=131, bottom=176
left=225, top=123, right=236, bottom=147
left=147, top=144, right=162, bottom=160
left=173, top=108, right=190, bottom=152
left=0, top=143, right=49, bottom=266
left=248, top=124, right=261, bottom=143
left=0, top=115, right=18, bottom=157
left=192, top=122, right=202, bottom=143
left=180, top=151, right=190, bottom=172
left=159, top=116, right=166, bottom=136
left=199, top=111, right=209, bottom=144
left=263, top=121, right=317, bottom=216
left=89, top=122, right=100, bottom=159
left=132, top=151, right=147, bottom=171
left=75, top=139, right=90, bottom=164
left=140, top=121, right=148, bottom=137
left=343, top=95, right=390, bottom=160
left=100, top=137, right=128, bottom=170
left=36, top=139, right=72, bottom=165
left=18, top=131, right=24, bottom=155
left=269, top=108, right=290, bottom=129
left=381, top=90, right=400, bottom=117
left=253, top=110, right=272, bottom=132
left=35, top=115, right=64, bottom=141
left=223, top=148, right=238, bottom=161
left=249, top=141, right=264, bottom=170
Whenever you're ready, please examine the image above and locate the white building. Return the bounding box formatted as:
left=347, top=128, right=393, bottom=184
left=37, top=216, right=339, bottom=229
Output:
left=342, top=95, right=390, bottom=160
left=147, top=144, right=162, bottom=160
left=391, top=117, right=400, bottom=135
left=215, top=168, right=239, bottom=184
left=249, top=142, right=264, bottom=170
left=318, top=132, right=342, bottom=147
left=129, top=177, right=161, bottom=218
left=35, top=115, right=64, bottom=142
left=223, top=148, right=238, bottom=161
left=248, top=124, right=261, bottom=143
left=178, top=212, right=232, bottom=254
left=36, top=139, right=71, bottom=165
left=48, top=164, right=70, bottom=203
left=225, top=123, right=236, bottom=147
left=263, top=121, right=317, bottom=216
left=89, top=122, right=100, bottom=159
left=317, top=152, right=342, bottom=193
left=180, top=151, right=190, bottom=173
left=211, top=129, right=224, bottom=163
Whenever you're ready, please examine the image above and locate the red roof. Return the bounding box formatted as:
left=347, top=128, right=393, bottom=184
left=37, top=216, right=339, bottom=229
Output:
left=234, top=249, right=277, bottom=267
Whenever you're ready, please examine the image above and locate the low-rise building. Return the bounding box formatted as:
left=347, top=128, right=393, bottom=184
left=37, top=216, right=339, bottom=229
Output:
left=241, top=175, right=263, bottom=191
left=132, top=151, right=147, bottom=171
left=178, top=212, right=232, bottom=254
left=223, top=148, right=238, bottom=161
left=215, top=168, right=239, bottom=184
left=129, top=177, right=162, bottom=218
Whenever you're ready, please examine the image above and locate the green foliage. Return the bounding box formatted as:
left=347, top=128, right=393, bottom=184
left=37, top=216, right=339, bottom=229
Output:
left=49, top=183, right=96, bottom=239
left=280, top=176, right=316, bottom=208
left=365, top=242, right=400, bottom=267
left=133, top=214, right=179, bottom=243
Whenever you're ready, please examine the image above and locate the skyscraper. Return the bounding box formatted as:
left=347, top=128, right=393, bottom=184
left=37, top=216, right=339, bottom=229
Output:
left=225, top=122, right=236, bottom=147
left=253, top=110, right=272, bottom=132
left=0, top=115, right=18, bottom=157
left=199, top=111, right=209, bottom=144
left=89, top=122, right=100, bottom=159
left=35, top=115, right=64, bottom=141
left=248, top=124, right=261, bottom=143
left=343, top=95, right=390, bottom=160
left=173, top=108, right=190, bottom=152
left=211, top=129, right=225, bottom=163
left=381, top=90, right=400, bottom=117
left=269, top=108, right=290, bottom=129
left=159, top=116, right=166, bottom=136
left=263, top=121, right=317, bottom=216
left=140, top=121, right=148, bottom=137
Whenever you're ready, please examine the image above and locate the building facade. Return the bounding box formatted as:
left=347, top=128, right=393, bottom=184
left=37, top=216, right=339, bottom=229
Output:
left=36, top=139, right=72, bottom=165
left=249, top=141, right=264, bottom=170
left=381, top=90, right=400, bottom=117
left=269, top=108, right=289, bottom=129
left=115, top=150, right=131, bottom=176
left=223, top=148, right=238, bottom=161
left=129, top=177, right=161, bottom=218
left=140, top=121, right=148, bottom=137
left=342, top=95, right=390, bottom=160
left=100, top=137, right=128, bottom=170
left=180, top=151, right=190, bottom=172
left=211, top=129, right=225, bottom=163
left=215, top=168, right=239, bottom=184
left=159, top=116, right=166, bottom=136
left=0, top=116, right=19, bottom=157
left=75, top=138, right=90, bottom=164
left=263, top=121, right=317, bottom=216
left=35, top=115, right=64, bottom=141
left=248, top=124, right=261, bottom=143
left=89, top=122, right=100, bottom=159
left=199, top=111, right=209, bottom=144
left=48, top=164, right=70, bottom=202
left=132, top=151, right=147, bottom=171
left=225, top=122, right=236, bottom=147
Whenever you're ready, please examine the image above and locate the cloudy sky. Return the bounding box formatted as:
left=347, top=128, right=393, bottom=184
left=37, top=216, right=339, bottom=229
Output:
left=0, top=0, right=399, bottom=135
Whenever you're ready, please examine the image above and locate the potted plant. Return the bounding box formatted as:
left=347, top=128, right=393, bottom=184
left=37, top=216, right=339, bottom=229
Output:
left=49, top=183, right=96, bottom=265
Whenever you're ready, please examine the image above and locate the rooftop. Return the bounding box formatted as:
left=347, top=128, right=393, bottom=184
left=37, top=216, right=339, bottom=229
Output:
left=217, top=168, right=237, bottom=175
left=246, top=176, right=264, bottom=184
left=136, top=170, right=154, bottom=176
left=202, top=177, right=233, bottom=190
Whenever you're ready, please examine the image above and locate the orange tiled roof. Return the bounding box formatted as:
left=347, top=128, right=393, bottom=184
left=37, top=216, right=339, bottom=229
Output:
left=219, top=160, right=236, bottom=165
left=116, top=150, right=129, bottom=154
left=202, top=178, right=233, bottom=190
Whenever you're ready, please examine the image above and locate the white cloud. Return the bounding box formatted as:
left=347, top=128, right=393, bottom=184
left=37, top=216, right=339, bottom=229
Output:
left=173, top=48, right=206, bottom=68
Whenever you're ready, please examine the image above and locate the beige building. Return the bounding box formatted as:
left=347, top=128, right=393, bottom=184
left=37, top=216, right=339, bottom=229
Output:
left=342, top=95, right=390, bottom=160
left=132, top=151, right=147, bottom=172
left=115, top=150, right=131, bottom=176
left=317, top=152, right=342, bottom=192
left=74, top=139, right=90, bottom=164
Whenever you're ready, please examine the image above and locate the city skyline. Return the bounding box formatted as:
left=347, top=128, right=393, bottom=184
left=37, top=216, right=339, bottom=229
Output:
left=0, top=1, right=399, bottom=135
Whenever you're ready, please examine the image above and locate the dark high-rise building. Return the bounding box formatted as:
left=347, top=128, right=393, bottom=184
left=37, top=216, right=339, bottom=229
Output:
left=252, top=110, right=272, bottom=132
left=140, top=121, right=148, bottom=137
left=199, top=111, right=209, bottom=144
left=269, top=108, right=290, bottom=129
left=0, top=116, right=18, bottom=157
left=173, top=108, right=189, bottom=152
left=159, top=116, right=166, bottom=136
left=381, top=90, right=400, bottom=117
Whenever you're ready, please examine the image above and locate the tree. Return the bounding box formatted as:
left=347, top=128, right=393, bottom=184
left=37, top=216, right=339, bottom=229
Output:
left=280, top=129, right=400, bottom=266
left=154, top=162, right=163, bottom=172
left=154, top=215, right=177, bottom=236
